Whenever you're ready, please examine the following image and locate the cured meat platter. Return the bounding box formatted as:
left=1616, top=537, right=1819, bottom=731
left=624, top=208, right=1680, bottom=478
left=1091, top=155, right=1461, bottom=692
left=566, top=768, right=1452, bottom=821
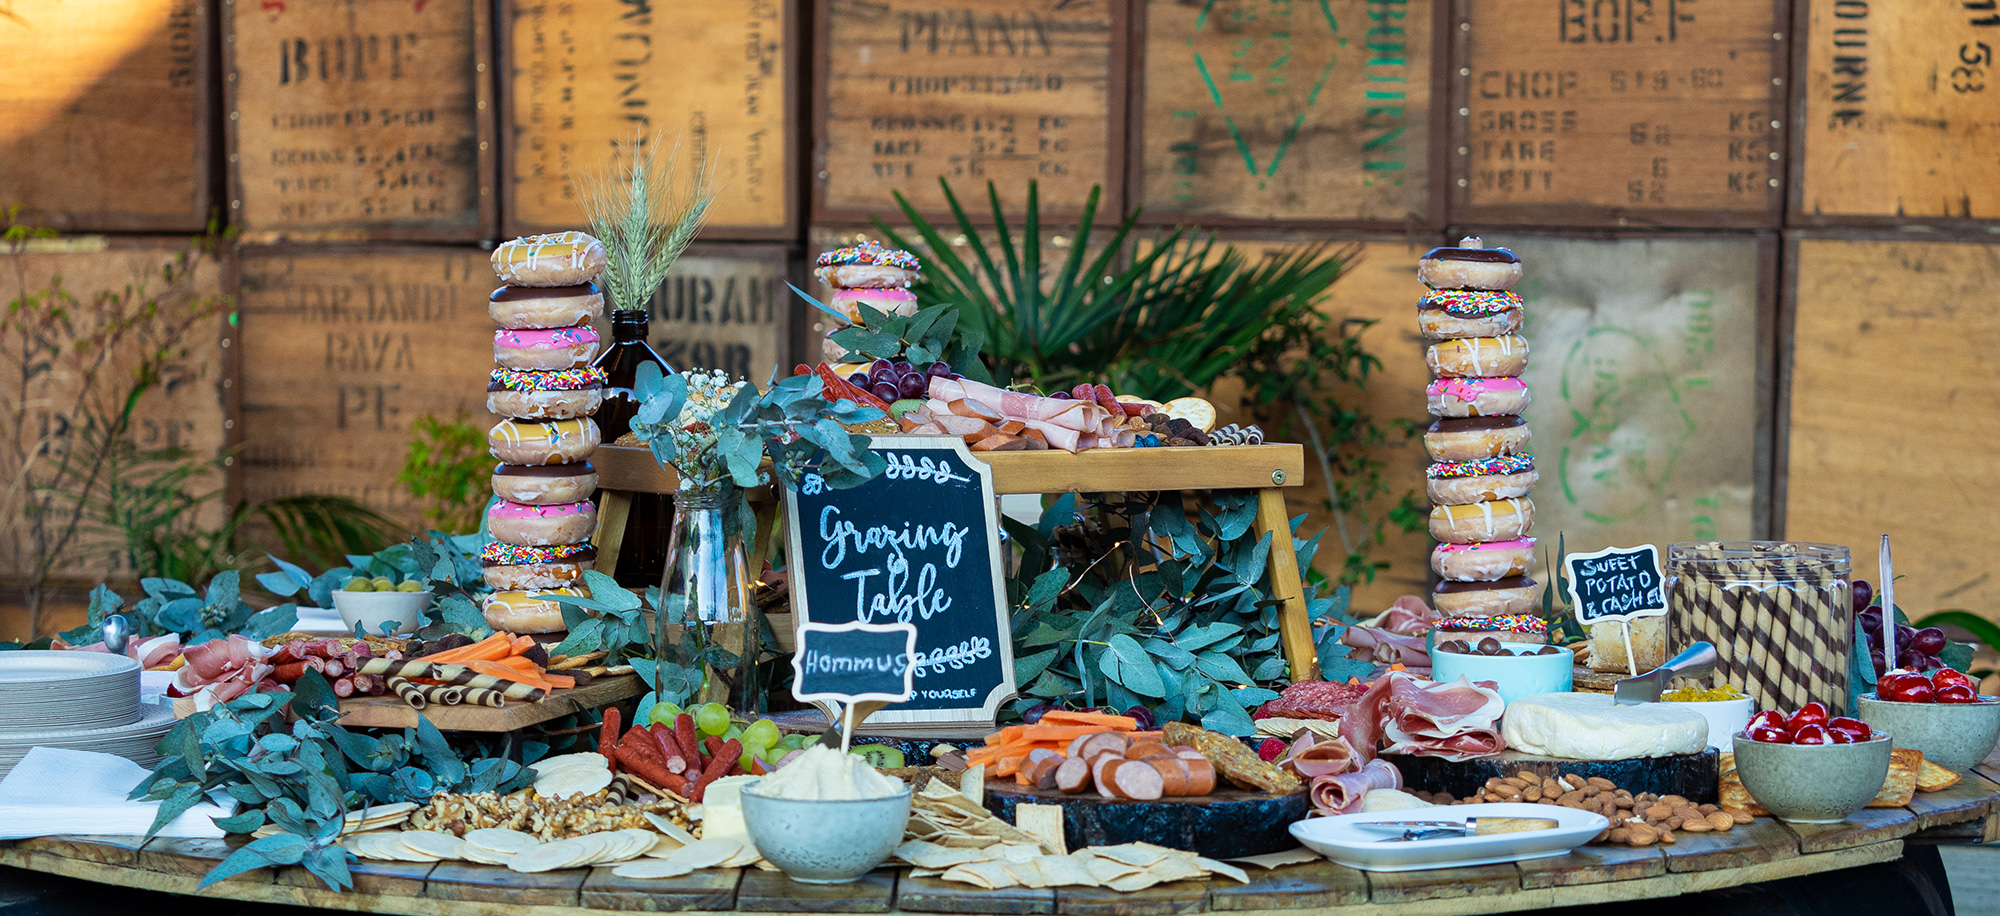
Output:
left=984, top=782, right=1311, bottom=858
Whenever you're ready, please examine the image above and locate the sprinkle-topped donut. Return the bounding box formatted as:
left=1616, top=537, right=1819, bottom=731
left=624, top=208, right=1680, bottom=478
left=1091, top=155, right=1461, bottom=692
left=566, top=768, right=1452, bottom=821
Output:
left=481, top=542, right=597, bottom=566
left=1428, top=454, right=1535, bottom=479
left=488, top=367, right=607, bottom=392
left=1421, top=289, right=1523, bottom=318
left=815, top=240, right=921, bottom=271
left=1434, top=613, right=1547, bottom=635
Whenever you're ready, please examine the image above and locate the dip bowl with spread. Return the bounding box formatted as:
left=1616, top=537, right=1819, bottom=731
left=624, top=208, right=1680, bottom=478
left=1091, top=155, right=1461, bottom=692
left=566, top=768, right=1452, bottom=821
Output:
left=741, top=746, right=913, bottom=884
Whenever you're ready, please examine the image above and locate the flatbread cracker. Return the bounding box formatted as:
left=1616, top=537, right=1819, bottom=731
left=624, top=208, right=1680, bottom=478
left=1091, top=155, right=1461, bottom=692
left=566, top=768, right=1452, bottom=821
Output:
left=510, top=836, right=598, bottom=873
left=1001, top=860, right=1049, bottom=888
left=399, top=831, right=466, bottom=861
left=1197, top=857, right=1251, bottom=884
left=1031, top=854, right=1099, bottom=887
left=643, top=812, right=698, bottom=844
left=612, top=859, right=696, bottom=880
left=460, top=845, right=517, bottom=867
left=1094, top=843, right=1174, bottom=868
left=668, top=838, right=742, bottom=870
left=1917, top=755, right=1964, bottom=792
left=1107, top=872, right=1163, bottom=892
left=465, top=828, right=540, bottom=855
left=1226, top=848, right=1322, bottom=869
left=1013, top=805, right=1067, bottom=856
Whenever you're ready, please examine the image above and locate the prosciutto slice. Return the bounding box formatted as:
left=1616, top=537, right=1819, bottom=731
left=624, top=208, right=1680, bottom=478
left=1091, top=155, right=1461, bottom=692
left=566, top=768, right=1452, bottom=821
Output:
left=1310, top=758, right=1403, bottom=816
left=62, top=633, right=183, bottom=669
left=1363, top=595, right=1440, bottom=636
left=1340, top=626, right=1431, bottom=669
left=1341, top=673, right=1506, bottom=763
left=1289, top=735, right=1360, bottom=780
left=169, top=635, right=274, bottom=708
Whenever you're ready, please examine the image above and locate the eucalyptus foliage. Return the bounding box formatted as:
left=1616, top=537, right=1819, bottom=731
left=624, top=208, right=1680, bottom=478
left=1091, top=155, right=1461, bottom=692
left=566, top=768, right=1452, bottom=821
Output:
left=824, top=301, right=991, bottom=384
left=60, top=571, right=297, bottom=647
left=133, top=673, right=532, bottom=890
left=1004, top=491, right=1357, bottom=736
left=255, top=532, right=489, bottom=639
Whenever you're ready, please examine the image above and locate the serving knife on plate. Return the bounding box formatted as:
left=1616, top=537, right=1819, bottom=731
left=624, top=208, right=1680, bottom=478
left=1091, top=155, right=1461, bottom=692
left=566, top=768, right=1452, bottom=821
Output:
left=1354, top=817, right=1559, bottom=842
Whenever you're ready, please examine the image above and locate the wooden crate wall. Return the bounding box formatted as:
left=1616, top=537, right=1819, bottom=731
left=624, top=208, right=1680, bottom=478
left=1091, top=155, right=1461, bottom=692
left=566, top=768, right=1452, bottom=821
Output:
left=9, top=0, right=1999, bottom=626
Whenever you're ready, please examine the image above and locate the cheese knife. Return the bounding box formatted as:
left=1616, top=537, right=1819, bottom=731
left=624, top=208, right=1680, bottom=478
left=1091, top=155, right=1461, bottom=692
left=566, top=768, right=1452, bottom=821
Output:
left=1355, top=817, right=1559, bottom=839
left=1612, top=641, right=1718, bottom=705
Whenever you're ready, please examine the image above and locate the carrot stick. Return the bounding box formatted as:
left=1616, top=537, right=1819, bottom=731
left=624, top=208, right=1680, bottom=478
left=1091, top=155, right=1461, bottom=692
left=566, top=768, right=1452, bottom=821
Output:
left=541, top=673, right=575, bottom=689
left=510, top=634, right=536, bottom=655
left=1035, top=710, right=1139, bottom=730
left=462, top=660, right=555, bottom=690
left=419, top=632, right=509, bottom=664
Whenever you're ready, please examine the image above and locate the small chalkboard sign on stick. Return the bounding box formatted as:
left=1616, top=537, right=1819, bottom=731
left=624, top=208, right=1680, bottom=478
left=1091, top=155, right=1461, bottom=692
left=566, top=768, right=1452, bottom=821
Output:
left=1564, top=545, right=1667, bottom=677
left=792, top=621, right=918, bottom=751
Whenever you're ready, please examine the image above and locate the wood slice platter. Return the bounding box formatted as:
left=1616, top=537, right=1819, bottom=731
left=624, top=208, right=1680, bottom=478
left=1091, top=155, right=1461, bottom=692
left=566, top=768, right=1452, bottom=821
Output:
left=1387, top=749, right=1720, bottom=804
left=984, top=783, right=1309, bottom=859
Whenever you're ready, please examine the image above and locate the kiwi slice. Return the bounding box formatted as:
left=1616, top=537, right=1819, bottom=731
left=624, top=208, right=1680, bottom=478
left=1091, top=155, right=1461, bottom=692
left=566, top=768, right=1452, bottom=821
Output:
left=851, top=744, right=905, bottom=768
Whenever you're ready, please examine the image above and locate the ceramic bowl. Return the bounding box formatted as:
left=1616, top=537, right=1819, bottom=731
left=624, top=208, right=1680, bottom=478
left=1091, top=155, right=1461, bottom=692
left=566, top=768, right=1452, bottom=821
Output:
left=330, top=590, right=430, bottom=636
left=1668, top=697, right=1754, bottom=751
left=1856, top=692, right=2000, bottom=771
left=1730, top=731, right=1892, bottom=823
left=1429, top=645, right=1572, bottom=706
left=741, top=782, right=912, bottom=884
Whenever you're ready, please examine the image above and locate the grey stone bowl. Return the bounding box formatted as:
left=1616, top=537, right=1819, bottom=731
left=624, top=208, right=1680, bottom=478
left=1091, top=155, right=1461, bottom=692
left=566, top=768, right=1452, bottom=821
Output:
left=740, top=781, right=912, bottom=884
left=1857, top=692, right=2000, bottom=771
left=1731, top=731, right=1892, bottom=824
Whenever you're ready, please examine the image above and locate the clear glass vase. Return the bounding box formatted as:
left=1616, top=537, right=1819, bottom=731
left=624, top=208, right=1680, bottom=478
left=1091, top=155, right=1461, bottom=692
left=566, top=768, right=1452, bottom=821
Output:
left=654, top=486, right=760, bottom=715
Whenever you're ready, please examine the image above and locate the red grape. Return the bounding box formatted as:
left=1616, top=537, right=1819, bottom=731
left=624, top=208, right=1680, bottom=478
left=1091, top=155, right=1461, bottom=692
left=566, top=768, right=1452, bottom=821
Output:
left=1852, top=579, right=1873, bottom=614
left=1911, top=627, right=1946, bottom=656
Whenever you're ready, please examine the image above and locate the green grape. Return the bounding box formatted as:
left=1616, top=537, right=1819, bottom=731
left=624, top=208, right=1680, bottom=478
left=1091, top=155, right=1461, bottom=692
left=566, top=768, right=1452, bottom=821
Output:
left=721, top=724, right=744, bottom=746
left=694, top=704, right=731, bottom=736
left=647, top=702, right=683, bottom=727
left=370, top=576, right=395, bottom=590
left=395, top=580, right=424, bottom=592
left=742, top=719, right=781, bottom=750
left=738, top=745, right=760, bottom=772
left=342, top=578, right=374, bottom=592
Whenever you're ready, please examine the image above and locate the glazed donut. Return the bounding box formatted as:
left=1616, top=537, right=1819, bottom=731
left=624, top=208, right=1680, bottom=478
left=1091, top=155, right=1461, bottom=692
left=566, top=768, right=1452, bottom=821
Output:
left=1428, top=497, right=1534, bottom=544
left=489, top=418, right=600, bottom=466
left=1419, top=290, right=1524, bottom=341
left=1427, top=335, right=1529, bottom=378
left=489, top=284, right=606, bottom=330
left=487, top=367, right=605, bottom=420
left=1417, top=237, right=1522, bottom=291
left=1432, top=537, right=1536, bottom=581
left=1431, top=579, right=1541, bottom=618
left=481, top=542, right=596, bottom=591
left=486, top=499, right=597, bottom=547
left=491, top=231, right=608, bottom=287
left=1433, top=611, right=1547, bottom=645
left=1424, top=416, right=1530, bottom=461
left=833, top=287, right=919, bottom=321
left=1427, top=455, right=1539, bottom=505
left=495, top=325, right=600, bottom=370
left=482, top=587, right=587, bottom=635
left=814, top=240, right=921, bottom=289
left=1427, top=377, right=1530, bottom=418
left=492, top=461, right=598, bottom=506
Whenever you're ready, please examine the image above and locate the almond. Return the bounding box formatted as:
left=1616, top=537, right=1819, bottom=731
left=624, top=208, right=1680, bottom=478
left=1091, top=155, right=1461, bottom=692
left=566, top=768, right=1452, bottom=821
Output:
left=1698, top=804, right=1720, bottom=815
left=1557, top=789, right=1587, bottom=807
left=1606, top=827, right=1632, bottom=844
left=1625, top=823, right=1659, bottom=846
left=1524, top=786, right=1543, bottom=801
left=1673, top=805, right=1704, bottom=822
left=1645, top=804, right=1674, bottom=820
left=1658, top=829, right=1677, bottom=845
left=1666, top=816, right=1684, bottom=830
left=1683, top=819, right=1713, bottom=833
left=1500, top=776, right=1529, bottom=790
left=1708, top=811, right=1738, bottom=830
left=1661, top=795, right=1689, bottom=808
left=1513, top=770, right=1541, bottom=782
left=1728, top=808, right=1754, bottom=824
left=1587, top=776, right=1616, bottom=791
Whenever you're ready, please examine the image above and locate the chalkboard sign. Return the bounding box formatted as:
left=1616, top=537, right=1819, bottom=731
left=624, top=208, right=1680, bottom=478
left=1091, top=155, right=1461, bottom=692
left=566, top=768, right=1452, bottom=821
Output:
left=782, top=436, right=1016, bottom=726
left=792, top=622, right=919, bottom=706
left=1564, top=545, right=1668, bottom=624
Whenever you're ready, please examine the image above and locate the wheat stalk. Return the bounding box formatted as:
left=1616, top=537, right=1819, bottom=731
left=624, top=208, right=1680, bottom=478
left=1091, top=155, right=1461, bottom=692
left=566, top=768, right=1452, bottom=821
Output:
left=576, top=131, right=717, bottom=312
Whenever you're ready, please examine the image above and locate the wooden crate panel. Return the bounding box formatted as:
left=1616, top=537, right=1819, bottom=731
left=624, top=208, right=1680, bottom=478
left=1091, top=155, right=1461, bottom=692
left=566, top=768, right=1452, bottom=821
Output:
left=0, top=239, right=229, bottom=580
left=1785, top=238, right=2000, bottom=619
left=1486, top=233, right=1764, bottom=561
left=1137, top=0, right=1436, bottom=224
left=237, top=247, right=497, bottom=527
left=227, top=0, right=491, bottom=240
left=503, top=0, right=795, bottom=237
left=1455, top=0, right=1784, bottom=226
left=0, top=0, right=207, bottom=230
left=648, top=246, right=792, bottom=385
left=1795, top=1, right=2000, bottom=222
left=818, top=0, right=1121, bottom=220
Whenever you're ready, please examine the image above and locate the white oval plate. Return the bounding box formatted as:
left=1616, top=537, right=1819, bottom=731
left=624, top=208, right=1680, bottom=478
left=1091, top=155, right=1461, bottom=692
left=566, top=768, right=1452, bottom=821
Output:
left=0, top=651, right=139, bottom=683
left=1289, top=802, right=1609, bottom=872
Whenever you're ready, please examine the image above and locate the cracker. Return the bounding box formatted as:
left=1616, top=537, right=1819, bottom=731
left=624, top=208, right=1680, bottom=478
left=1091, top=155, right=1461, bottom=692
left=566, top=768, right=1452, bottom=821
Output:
left=1094, top=843, right=1174, bottom=867
left=1107, top=872, right=1163, bottom=892
left=1000, top=860, right=1049, bottom=888
left=1197, top=857, right=1252, bottom=884
left=464, top=827, right=539, bottom=855
left=1031, top=854, right=1099, bottom=888
left=668, top=838, right=742, bottom=870
left=642, top=811, right=698, bottom=844
left=538, top=767, right=614, bottom=799
left=1869, top=748, right=1921, bottom=807
left=1013, top=804, right=1067, bottom=856
left=1917, top=755, right=1964, bottom=792
left=399, top=831, right=466, bottom=861
left=612, top=859, right=696, bottom=880
left=644, top=834, right=687, bottom=858
left=460, top=845, right=517, bottom=867
left=1226, top=848, right=1322, bottom=870
left=510, top=836, right=596, bottom=873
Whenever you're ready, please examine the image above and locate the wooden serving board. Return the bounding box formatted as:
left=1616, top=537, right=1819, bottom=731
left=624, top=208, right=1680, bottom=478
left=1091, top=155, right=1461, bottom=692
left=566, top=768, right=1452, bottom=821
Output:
left=1387, top=749, right=1720, bottom=804
left=336, top=675, right=642, bottom=732
left=984, top=783, right=1310, bottom=859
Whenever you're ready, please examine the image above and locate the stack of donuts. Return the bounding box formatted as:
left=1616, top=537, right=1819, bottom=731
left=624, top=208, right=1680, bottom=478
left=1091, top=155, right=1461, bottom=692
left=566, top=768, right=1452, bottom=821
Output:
left=481, top=231, right=610, bottom=635
left=1418, top=237, right=1544, bottom=645
left=813, top=240, right=922, bottom=361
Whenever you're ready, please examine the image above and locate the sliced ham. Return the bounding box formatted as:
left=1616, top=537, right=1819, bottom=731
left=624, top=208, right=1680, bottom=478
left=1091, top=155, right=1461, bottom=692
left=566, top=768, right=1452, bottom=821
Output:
left=1289, top=736, right=1360, bottom=780
left=1310, top=758, right=1402, bottom=816
left=1341, top=673, right=1505, bottom=763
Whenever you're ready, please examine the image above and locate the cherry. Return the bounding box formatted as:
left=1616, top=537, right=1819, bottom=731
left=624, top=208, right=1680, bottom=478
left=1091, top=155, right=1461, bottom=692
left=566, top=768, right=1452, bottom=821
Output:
left=1828, top=728, right=1855, bottom=744
left=1933, top=668, right=1975, bottom=691
left=1789, top=701, right=1829, bottom=731
left=1881, top=673, right=1936, bottom=704
left=1747, top=725, right=1792, bottom=744
left=1911, top=627, right=1947, bottom=656
left=1792, top=724, right=1832, bottom=745
left=1937, top=684, right=1980, bottom=704
left=1749, top=710, right=1790, bottom=734
left=1827, top=717, right=1873, bottom=742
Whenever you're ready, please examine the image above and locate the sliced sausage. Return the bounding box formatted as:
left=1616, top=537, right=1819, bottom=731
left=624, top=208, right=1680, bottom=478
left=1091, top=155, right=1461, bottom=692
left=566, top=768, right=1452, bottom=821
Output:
left=1113, top=759, right=1164, bottom=800
left=1054, top=756, right=1092, bottom=794
left=1173, top=747, right=1208, bottom=761
left=1022, top=756, right=1062, bottom=786
left=1066, top=734, right=1096, bottom=759
left=1092, top=756, right=1126, bottom=798
left=1153, top=758, right=1190, bottom=797
left=1027, top=747, right=1059, bottom=764
left=1036, top=759, right=1063, bottom=790
left=1078, top=732, right=1129, bottom=761
left=1126, top=742, right=1175, bottom=760
left=1183, top=758, right=1217, bottom=796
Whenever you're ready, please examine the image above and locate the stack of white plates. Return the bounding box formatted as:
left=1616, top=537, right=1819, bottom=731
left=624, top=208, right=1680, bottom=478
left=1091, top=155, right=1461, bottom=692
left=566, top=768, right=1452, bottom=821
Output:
left=0, top=651, right=165, bottom=777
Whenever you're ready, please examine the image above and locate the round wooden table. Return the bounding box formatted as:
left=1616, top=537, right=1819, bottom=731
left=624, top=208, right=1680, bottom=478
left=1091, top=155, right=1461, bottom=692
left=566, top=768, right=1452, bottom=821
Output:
left=1, top=763, right=1992, bottom=916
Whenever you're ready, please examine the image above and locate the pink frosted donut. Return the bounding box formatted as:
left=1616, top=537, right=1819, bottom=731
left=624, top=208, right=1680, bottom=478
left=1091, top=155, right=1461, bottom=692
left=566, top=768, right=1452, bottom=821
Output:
left=486, top=499, right=597, bottom=547
left=1427, top=377, right=1530, bottom=418
left=494, top=325, right=600, bottom=370
left=1432, top=537, right=1536, bottom=581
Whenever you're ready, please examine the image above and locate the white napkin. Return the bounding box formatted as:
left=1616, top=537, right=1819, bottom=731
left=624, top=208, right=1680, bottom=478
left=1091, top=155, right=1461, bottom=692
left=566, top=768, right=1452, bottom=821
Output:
left=288, top=605, right=351, bottom=635
left=0, top=747, right=231, bottom=839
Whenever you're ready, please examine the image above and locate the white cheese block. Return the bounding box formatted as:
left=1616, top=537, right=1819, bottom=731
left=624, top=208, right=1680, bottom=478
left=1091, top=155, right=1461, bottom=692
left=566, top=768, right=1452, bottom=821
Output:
left=1501, top=692, right=1709, bottom=760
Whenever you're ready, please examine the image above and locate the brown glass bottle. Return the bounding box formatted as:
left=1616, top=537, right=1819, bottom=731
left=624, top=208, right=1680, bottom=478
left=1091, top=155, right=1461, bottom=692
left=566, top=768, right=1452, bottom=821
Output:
left=592, top=309, right=676, bottom=589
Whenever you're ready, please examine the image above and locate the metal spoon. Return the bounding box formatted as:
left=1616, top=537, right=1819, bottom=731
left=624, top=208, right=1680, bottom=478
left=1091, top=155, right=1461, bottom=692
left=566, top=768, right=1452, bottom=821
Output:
left=1612, top=641, right=1718, bottom=705
left=102, top=614, right=131, bottom=655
